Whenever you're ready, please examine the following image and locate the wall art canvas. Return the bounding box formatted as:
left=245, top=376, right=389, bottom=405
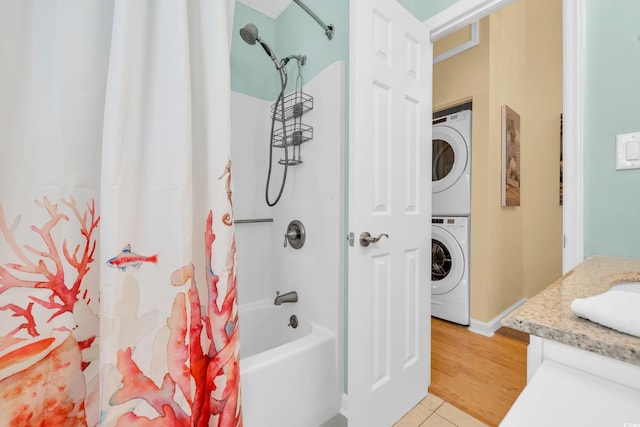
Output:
left=501, top=105, right=521, bottom=206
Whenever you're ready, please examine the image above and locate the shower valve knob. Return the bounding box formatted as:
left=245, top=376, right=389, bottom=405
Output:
left=284, top=220, right=306, bottom=249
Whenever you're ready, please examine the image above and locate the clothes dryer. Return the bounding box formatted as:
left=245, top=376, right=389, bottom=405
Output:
left=432, top=110, right=472, bottom=216
left=431, top=216, right=470, bottom=325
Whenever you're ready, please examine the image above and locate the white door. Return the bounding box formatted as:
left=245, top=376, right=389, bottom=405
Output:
left=348, top=0, right=432, bottom=425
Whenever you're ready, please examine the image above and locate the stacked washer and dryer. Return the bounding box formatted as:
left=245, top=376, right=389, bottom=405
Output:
left=431, top=109, right=472, bottom=325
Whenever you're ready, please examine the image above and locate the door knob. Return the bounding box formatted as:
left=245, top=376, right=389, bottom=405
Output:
left=359, top=232, right=389, bottom=247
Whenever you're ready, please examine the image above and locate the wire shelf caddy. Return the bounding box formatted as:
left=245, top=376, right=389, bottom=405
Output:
left=271, top=91, right=314, bottom=123
left=271, top=123, right=313, bottom=148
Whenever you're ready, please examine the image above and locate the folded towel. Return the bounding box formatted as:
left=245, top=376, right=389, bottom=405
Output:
left=570, top=288, right=640, bottom=338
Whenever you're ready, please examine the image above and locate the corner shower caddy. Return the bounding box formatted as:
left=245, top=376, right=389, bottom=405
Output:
left=270, top=82, right=313, bottom=166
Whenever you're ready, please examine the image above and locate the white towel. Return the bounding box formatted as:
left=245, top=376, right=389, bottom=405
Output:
left=570, top=289, right=640, bottom=339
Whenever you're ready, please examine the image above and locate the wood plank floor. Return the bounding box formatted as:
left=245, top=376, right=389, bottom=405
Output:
left=429, top=318, right=528, bottom=427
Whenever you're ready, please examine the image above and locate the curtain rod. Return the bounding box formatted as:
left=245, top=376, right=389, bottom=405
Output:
left=292, top=0, right=334, bottom=40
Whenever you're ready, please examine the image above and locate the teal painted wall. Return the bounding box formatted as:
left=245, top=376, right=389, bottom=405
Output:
left=396, top=0, right=460, bottom=20
left=584, top=0, right=640, bottom=257
left=231, top=1, right=348, bottom=100
left=396, top=0, right=417, bottom=15
left=277, top=0, right=349, bottom=93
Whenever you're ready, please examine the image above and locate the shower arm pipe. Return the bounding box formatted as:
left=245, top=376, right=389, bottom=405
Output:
left=292, top=0, right=335, bottom=40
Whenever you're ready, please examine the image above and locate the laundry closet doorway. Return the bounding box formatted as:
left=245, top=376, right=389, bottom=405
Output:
left=428, top=0, right=584, bottom=274
left=427, top=0, right=568, bottom=331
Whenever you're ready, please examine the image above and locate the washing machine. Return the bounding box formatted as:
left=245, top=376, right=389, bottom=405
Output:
left=432, top=110, right=472, bottom=216
left=431, top=216, right=470, bottom=325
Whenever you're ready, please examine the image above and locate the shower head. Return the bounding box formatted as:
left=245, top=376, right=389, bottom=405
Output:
left=239, top=23, right=281, bottom=69
left=239, top=23, right=258, bottom=45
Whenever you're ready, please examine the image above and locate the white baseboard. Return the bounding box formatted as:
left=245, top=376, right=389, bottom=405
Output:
left=467, top=298, right=528, bottom=337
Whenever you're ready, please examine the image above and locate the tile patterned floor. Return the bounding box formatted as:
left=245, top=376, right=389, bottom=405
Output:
left=393, top=394, right=489, bottom=427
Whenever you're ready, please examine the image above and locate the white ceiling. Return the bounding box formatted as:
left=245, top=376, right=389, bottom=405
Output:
left=237, top=0, right=292, bottom=19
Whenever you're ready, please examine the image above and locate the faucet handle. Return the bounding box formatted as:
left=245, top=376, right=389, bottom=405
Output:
left=284, top=229, right=299, bottom=247
left=284, top=220, right=306, bottom=249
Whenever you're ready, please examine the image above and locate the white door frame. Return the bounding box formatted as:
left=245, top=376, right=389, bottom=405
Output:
left=425, top=0, right=584, bottom=273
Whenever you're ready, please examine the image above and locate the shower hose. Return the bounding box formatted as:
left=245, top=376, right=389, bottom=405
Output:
left=265, top=67, right=289, bottom=207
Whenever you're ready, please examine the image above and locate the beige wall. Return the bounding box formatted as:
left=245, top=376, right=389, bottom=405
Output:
left=433, top=0, right=563, bottom=323
left=521, top=0, right=563, bottom=299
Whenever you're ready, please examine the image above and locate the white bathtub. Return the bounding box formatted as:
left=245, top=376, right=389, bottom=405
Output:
left=239, top=301, right=340, bottom=427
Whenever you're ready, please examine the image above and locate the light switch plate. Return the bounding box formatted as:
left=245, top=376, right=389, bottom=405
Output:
left=616, top=132, right=640, bottom=170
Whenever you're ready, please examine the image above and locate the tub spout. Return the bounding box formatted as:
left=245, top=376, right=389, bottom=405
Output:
left=274, top=291, right=298, bottom=305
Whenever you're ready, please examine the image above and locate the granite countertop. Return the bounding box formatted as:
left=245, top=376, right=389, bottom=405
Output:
left=502, top=256, right=640, bottom=366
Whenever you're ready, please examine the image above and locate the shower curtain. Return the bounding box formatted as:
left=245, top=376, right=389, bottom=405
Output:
left=0, top=1, right=241, bottom=426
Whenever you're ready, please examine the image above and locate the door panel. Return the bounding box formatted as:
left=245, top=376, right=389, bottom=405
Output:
left=371, top=253, right=390, bottom=389
left=372, top=82, right=391, bottom=212
left=404, top=96, right=419, bottom=212
left=403, top=249, right=419, bottom=366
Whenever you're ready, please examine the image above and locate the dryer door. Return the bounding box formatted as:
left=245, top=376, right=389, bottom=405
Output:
left=432, top=125, right=469, bottom=193
left=431, top=226, right=464, bottom=295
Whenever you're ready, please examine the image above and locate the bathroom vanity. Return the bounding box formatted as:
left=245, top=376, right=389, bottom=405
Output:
left=500, top=256, right=640, bottom=426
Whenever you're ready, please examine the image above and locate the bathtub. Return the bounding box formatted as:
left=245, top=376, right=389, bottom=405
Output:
left=239, top=301, right=340, bottom=427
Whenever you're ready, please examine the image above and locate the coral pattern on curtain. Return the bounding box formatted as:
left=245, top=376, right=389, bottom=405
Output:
left=0, top=1, right=241, bottom=426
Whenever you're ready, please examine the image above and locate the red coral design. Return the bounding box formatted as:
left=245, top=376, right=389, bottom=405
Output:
left=110, top=348, right=190, bottom=423
left=0, top=302, right=38, bottom=338
left=112, top=211, right=242, bottom=426
left=115, top=406, right=184, bottom=427
left=166, top=292, right=191, bottom=406
left=0, top=197, right=99, bottom=344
